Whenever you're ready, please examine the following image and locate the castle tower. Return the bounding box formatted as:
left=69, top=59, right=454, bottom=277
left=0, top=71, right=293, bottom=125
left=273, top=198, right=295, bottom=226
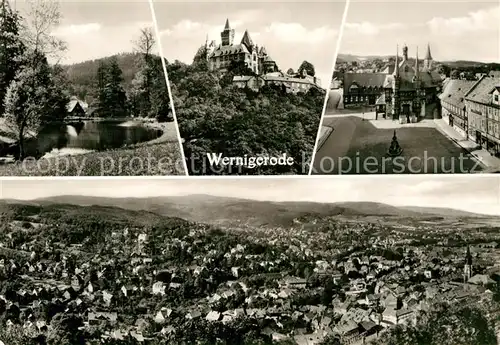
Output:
left=241, top=29, right=254, bottom=51
left=392, top=45, right=401, bottom=120
left=464, top=246, right=473, bottom=283
left=221, top=18, right=235, bottom=46
left=424, top=43, right=433, bottom=70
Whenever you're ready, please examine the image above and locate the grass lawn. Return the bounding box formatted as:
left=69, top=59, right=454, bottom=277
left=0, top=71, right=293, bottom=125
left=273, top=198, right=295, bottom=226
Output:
left=0, top=122, right=186, bottom=176
left=313, top=116, right=483, bottom=174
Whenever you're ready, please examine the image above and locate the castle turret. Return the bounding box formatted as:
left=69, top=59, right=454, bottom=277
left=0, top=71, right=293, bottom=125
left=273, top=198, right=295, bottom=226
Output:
left=241, top=29, right=254, bottom=51
left=221, top=18, right=235, bottom=46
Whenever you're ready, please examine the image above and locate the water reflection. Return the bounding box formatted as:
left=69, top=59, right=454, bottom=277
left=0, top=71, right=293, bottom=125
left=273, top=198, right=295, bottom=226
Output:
left=27, top=120, right=162, bottom=158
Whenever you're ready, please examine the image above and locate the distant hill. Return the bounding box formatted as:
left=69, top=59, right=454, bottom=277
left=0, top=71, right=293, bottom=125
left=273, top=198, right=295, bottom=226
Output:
left=0, top=200, right=188, bottom=228
left=440, top=60, right=500, bottom=70
left=337, top=54, right=392, bottom=63
left=1, top=194, right=492, bottom=228
left=337, top=54, right=500, bottom=72
left=62, top=52, right=146, bottom=102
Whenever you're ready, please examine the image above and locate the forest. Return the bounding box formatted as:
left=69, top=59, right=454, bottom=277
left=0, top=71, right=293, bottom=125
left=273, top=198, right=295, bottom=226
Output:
left=168, top=46, right=326, bottom=175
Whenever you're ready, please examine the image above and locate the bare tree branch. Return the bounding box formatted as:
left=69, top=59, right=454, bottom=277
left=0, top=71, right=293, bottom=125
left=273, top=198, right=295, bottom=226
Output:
left=22, top=0, right=67, bottom=62
left=133, top=27, right=156, bottom=58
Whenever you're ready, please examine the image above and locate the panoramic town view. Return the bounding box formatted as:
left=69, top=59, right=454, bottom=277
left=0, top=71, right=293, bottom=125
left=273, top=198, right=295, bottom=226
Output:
left=155, top=1, right=345, bottom=175
left=0, top=177, right=499, bottom=345
left=313, top=1, right=500, bottom=174
left=0, top=0, right=184, bottom=176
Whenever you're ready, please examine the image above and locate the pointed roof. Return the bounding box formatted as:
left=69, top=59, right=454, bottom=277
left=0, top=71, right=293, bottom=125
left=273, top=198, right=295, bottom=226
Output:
left=415, top=47, right=419, bottom=79
left=425, top=43, right=432, bottom=60
left=394, top=45, right=400, bottom=77
left=224, top=19, right=231, bottom=30
left=241, top=29, right=254, bottom=49
left=465, top=246, right=472, bottom=265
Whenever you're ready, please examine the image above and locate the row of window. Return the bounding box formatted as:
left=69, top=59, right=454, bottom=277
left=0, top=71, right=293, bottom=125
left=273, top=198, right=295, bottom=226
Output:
left=442, top=103, right=466, bottom=119
left=466, top=101, right=500, bottom=122
left=469, top=113, right=500, bottom=140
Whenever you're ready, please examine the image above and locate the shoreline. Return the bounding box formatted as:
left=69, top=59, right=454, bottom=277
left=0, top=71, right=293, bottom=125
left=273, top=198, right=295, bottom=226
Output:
left=2, top=119, right=174, bottom=160
left=0, top=120, right=184, bottom=176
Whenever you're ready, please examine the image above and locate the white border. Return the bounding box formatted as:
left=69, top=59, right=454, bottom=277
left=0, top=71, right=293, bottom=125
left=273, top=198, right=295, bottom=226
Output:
left=0, top=174, right=498, bottom=181
left=308, top=0, right=351, bottom=175
left=148, top=0, right=189, bottom=176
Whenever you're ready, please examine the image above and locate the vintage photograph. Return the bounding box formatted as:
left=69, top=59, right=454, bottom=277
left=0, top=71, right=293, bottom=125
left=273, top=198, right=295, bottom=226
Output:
left=0, top=0, right=185, bottom=176
left=154, top=1, right=346, bottom=175
left=313, top=1, right=500, bottom=174
left=0, top=176, right=500, bottom=344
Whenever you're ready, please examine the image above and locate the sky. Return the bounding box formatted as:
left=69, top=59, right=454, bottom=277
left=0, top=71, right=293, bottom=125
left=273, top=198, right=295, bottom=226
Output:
left=1, top=176, right=499, bottom=216
left=10, top=0, right=155, bottom=64
left=340, top=0, right=500, bottom=62
left=153, top=1, right=347, bottom=88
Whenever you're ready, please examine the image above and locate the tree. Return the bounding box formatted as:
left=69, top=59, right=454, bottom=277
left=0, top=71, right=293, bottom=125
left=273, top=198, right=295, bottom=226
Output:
left=97, top=57, right=127, bottom=117
left=0, top=0, right=25, bottom=116
left=149, top=57, right=172, bottom=121
left=193, top=44, right=208, bottom=67
left=286, top=68, right=294, bottom=75
left=132, top=27, right=155, bottom=117
left=437, top=64, right=450, bottom=77
left=4, top=50, right=68, bottom=159
left=298, top=60, right=315, bottom=76
left=22, top=0, right=67, bottom=60
left=450, top=69, right=460, bottom=79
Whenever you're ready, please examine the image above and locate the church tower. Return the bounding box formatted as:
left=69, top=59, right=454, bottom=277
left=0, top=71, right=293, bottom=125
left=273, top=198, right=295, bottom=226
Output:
left=463, top=246, right=473, bottom=283
left=424, top=43, right=433, bottom=70
left=221, top=19, right=235, bottom=46
left=392, top=45, right=401, bottom=120
left=402, top=44, right=408, bottom=61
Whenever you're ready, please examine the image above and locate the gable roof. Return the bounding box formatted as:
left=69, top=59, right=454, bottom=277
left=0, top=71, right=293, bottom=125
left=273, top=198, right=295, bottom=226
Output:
left=344, top=73, right=386, bottom=92
left=465, top=76, right=500, bottom=105
left=209, top=43, right=250, bottom=58
left=66, top=100, right=88, bottom=113
left=489, top=70, right=500, bottom=78
left=438, top=79, right=476, bottom=109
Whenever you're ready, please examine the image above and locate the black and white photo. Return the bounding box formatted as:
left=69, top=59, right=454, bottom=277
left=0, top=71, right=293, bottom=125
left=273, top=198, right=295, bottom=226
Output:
left=0, top=0, right=185, bottom=176
left=1, top=176, right=500, bottom=344
left=154, top=1, right=346, bottom=175
left=313, top=1, right=500, bottom=175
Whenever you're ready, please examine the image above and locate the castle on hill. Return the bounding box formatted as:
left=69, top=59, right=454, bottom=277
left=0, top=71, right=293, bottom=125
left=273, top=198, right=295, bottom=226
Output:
left=205, top=19, right=322, bottom=94
left=206, top=19, right=278, bottom=75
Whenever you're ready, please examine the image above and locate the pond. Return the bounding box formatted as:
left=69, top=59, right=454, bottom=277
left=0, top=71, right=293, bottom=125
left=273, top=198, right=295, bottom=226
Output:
left=14, top=120, right=162, bottom=158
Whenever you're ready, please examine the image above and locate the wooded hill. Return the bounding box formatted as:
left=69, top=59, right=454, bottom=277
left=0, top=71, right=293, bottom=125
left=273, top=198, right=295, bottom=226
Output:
left=63, top=52, right=165, bottom=103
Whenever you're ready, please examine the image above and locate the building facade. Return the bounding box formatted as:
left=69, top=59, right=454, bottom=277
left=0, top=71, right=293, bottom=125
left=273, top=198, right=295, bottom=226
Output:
left=206, top=19, right=277, bottom=75
left=464, top=75, right=500, bottom=155
left=439, top=79, right=476, bottom=138
left=232, top=72, right=321, bottom=94
left=343, top=44, right=442, bottom=122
